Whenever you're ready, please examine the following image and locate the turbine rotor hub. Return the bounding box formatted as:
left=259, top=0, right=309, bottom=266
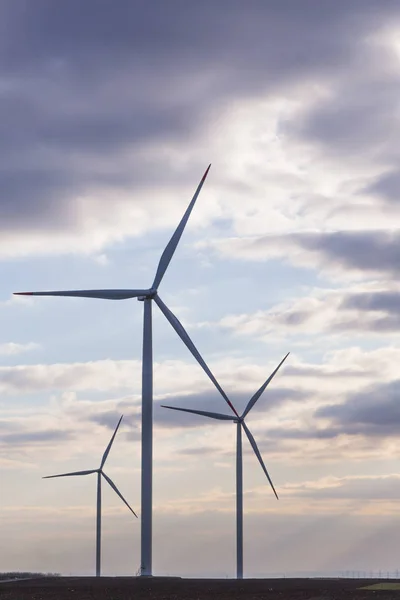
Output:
left=137, top=289, right=158, bottom=301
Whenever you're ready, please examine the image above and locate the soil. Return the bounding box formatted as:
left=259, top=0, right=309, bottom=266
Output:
left=0, top=577, right=397, bottom=600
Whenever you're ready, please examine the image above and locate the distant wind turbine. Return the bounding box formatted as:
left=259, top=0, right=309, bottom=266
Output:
left=161, top=353, right=289, bottom=579
left=43, top=415, right=137, bottom=577
left=15, top=164, right=237, bottom=576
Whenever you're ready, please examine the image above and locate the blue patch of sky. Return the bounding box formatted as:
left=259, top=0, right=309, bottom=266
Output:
left=158, top=253, right=316, bottom=314
left=0, top=219, right=366, bottom=370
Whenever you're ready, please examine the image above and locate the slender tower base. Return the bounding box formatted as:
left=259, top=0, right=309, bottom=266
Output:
left=236, top=422, right=243, bottom=579
left=140, top=298, right=153, bottom=576
left=96, top=471, right=102, bottom=577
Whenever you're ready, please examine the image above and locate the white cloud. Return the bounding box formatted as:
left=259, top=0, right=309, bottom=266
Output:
left=209, top=281, right=400, bottom=340
left=0, top=342, right=40, bottom=355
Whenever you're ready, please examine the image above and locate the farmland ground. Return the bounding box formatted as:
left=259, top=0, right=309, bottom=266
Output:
left=1, top=576, right=400, bottom=600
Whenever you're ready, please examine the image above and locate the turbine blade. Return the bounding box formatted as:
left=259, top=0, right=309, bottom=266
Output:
left=152, top=164, right=211, bottom=290
left=102, top=472, right=138, bottom=518
left=242, top=353, right=290, bottom=419
left=100, top=415, right=123, bottom=468
left=14, top=289, right=149, bottom=300
left=43, top=469, right=97, bottom=479
left=155, top=295, right=239, bottom=417
left=241, top=421, right=279, bottom=500
left=161, top=405, right=235, bottom=421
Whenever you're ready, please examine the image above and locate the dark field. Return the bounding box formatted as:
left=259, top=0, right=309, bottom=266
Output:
left=1, top=577, right=399, bottom=600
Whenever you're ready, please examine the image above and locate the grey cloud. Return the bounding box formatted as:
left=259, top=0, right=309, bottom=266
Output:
left=1, top=429, right=73, bottom=446
left=282, top=308, right=400, bottom=335
left=222, top=284, right=400, bottom=340
left=281, top=311, right=310, bottom=326
left=316, top=380, right=400, bottom=437
left=0, top=1, right=398, bottom=246
left=341, top=290, right=400, bottom=315
left=337, top=290, right=400, bottom=333
left=228, top=380, right=400, bottom=451
left=283, top=289, right=400, bottom=334
left=177, top=434, right=282, bottom=460
left=254, top=420, right=389, bottom=455
left=297, top=231, right=400, bottom=276
left=77, top=393, right=235, bottom=431
left=0, top=360, right=135, bottom=395
left=251, top=426, right=342, bottom=459
left=155, top=391, right=235, bottom=429
left=0, top=419, right=20, bottom=432
left=87, top=410, right=141, bottom=442
left=177, top=446, right=226, bottom=457
left=286, top=475, right=400, bottom=501
left=245, top=381, right=400, bottom=446
left=294, top=231, right=398, bottom=277
left=365, top=170, right=400, bottom=204
left=285, top=365, right=370, bottom=379
left=154, top=387, right=303, bottom=429
left=282, top=28, right=400, bottom=164
left=265, top=427, right=341, bottom=441
left=0, top=89, right=192, bottom=234
left=0, top=366, right=82, bottom=394
left=89, top=411, right=124, bottom=429
left=242, top=230, right=400, bottom=277
left=3, top=1, right=386, bottom=76
left=287, top=83, right=399, bottom=158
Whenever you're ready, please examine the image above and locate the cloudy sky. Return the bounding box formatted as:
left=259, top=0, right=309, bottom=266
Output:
left=1, top=0, right=400, bottom=578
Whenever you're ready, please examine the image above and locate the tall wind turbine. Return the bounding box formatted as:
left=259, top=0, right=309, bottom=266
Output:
left=161, top=353, right=289, bottom=579
left=14, top=164, right=238, bottom=576
left=43, top=415, right=137, bottom=577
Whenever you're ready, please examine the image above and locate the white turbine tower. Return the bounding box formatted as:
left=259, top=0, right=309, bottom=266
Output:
left=161, top=353, right=289, bottom=579
left=14, top=164, right=239, bottom=576
left=43, top=415, right=137, bottom=577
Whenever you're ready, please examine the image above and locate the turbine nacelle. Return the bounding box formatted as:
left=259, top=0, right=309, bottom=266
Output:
left=137, top=289, right=158, bottom=301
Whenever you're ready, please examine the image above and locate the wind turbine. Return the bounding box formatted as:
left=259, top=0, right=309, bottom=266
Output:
left=43, top=415, right=137, bottom=577
left=14, top=164, right=239, bottom=576
left=161, top=352, right=289, bottom=579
